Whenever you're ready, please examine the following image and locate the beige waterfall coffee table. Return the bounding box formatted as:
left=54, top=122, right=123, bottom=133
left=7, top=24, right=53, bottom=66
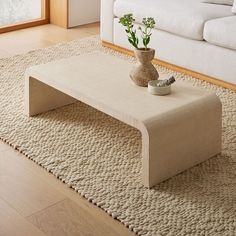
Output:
left=24, top=52, right=222, bottom=188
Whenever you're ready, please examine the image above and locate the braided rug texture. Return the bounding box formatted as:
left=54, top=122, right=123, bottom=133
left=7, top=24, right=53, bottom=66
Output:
left=0, top=36, right=235, bottom=236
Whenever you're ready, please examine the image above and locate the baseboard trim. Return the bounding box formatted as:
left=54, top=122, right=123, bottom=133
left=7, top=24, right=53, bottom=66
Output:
left=102, top=41, right=236, bottom=92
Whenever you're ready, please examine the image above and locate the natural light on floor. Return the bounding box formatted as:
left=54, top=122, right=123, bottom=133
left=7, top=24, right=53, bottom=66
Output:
left=0, top=0, right=41, bottom=27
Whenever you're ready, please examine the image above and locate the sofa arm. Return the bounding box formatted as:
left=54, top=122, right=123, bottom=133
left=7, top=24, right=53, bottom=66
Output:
left=100, top=0, right=116, bottom=43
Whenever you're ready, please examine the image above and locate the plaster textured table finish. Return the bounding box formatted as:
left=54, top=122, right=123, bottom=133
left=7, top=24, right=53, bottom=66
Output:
left=24, top=52, right=222, bottom=188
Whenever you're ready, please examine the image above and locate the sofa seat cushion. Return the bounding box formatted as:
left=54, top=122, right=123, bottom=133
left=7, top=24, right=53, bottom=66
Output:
left=114, top=0, right=234, bottom=40
left=204, top=16, right=236, bottom=50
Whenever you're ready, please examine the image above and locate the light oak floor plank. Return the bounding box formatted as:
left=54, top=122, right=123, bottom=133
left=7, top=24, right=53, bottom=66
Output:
left=0, top=23, right=99, bottom=56
left=0, top=151, right=66, bottom=217
left=0, top=39, right=55, bottom=56
left=0, top=49, right=11, bottom=58
left=0, top=197, right=46, bottom=236
left=27, top=198, right=133, bottom=236
left=0, top=141, right=11, bottom=152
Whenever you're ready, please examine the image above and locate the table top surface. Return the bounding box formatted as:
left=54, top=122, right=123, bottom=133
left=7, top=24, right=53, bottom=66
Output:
left=26, top=51, right=213, bottom=126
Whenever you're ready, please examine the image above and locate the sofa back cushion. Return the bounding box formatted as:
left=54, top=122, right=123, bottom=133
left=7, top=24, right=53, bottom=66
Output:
left=204, top=16, right=236, bottom=50
left=202, top=0, right=233, bottom=5
left=114, top=0, right=234, bottom=40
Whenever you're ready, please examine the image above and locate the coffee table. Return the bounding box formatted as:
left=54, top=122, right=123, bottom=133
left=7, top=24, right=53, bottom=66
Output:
left=24, top=51, right=222, bottom=188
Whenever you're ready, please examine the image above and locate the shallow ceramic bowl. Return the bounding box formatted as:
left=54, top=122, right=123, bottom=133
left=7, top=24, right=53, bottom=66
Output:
left=148, top=80, right=171, bottom=95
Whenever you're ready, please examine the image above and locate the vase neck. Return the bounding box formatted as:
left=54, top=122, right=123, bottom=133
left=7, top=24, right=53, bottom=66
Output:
left=134, top=49, right=155, bottom=64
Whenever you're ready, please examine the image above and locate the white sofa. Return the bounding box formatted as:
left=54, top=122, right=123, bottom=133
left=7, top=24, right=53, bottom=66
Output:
left=101, top=0, right=236, bottom=88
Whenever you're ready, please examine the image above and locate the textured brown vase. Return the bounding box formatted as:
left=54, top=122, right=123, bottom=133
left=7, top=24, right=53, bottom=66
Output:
left=130, top=48, right=159, bottom=87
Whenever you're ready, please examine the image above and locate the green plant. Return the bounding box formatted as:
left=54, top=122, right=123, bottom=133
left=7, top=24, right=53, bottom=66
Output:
left=119, top=14, right=156, bottom=50
left=119, top=14, right=139, bottom=49
left=139, top=17, right=156, bottom=50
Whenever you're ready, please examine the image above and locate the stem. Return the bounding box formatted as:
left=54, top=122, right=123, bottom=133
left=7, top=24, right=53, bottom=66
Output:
left=144, top=25, right=148, bottom=49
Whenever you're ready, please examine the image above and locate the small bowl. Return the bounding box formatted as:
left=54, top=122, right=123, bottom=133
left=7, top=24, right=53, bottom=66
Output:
left=148, top=80, right=171, bottom=96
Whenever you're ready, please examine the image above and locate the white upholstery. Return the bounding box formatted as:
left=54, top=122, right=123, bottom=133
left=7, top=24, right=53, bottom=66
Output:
left=114, top=19, right=236, bottom=85
left=100, top=0, right=115, bottom=42
left=233, top=0, right=236, bottom=13
left=114, top=0, right=234, bottom=40
left=202, top=0, right=233, bottom=5
left=204, top=16, right=236, bottom=50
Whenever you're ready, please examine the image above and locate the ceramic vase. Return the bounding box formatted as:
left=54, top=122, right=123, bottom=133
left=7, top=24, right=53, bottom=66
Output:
left=130, top=48, right=159, bottom=87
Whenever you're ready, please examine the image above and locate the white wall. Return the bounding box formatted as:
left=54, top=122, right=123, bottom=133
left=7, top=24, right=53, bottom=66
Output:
left=68, top=0, right=100, bottom=27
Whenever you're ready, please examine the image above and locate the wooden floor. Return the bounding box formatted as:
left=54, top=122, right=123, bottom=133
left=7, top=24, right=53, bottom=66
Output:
left=0, top=24, right=134, bottom=236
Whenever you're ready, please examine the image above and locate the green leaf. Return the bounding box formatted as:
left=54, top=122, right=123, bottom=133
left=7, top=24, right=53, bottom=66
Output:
left=128, top=38, right=134, bottom=46
left=143, top=38, right=147, bottom=47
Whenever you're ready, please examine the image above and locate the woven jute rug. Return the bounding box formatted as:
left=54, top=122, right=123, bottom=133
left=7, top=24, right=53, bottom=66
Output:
left=0, top=36, right=235, bottom=236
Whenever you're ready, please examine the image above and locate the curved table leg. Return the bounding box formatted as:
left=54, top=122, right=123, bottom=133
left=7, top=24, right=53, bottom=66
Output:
left=141, top=94, right=222, bottom=188
left=25, top=77, right=76, bottom=116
